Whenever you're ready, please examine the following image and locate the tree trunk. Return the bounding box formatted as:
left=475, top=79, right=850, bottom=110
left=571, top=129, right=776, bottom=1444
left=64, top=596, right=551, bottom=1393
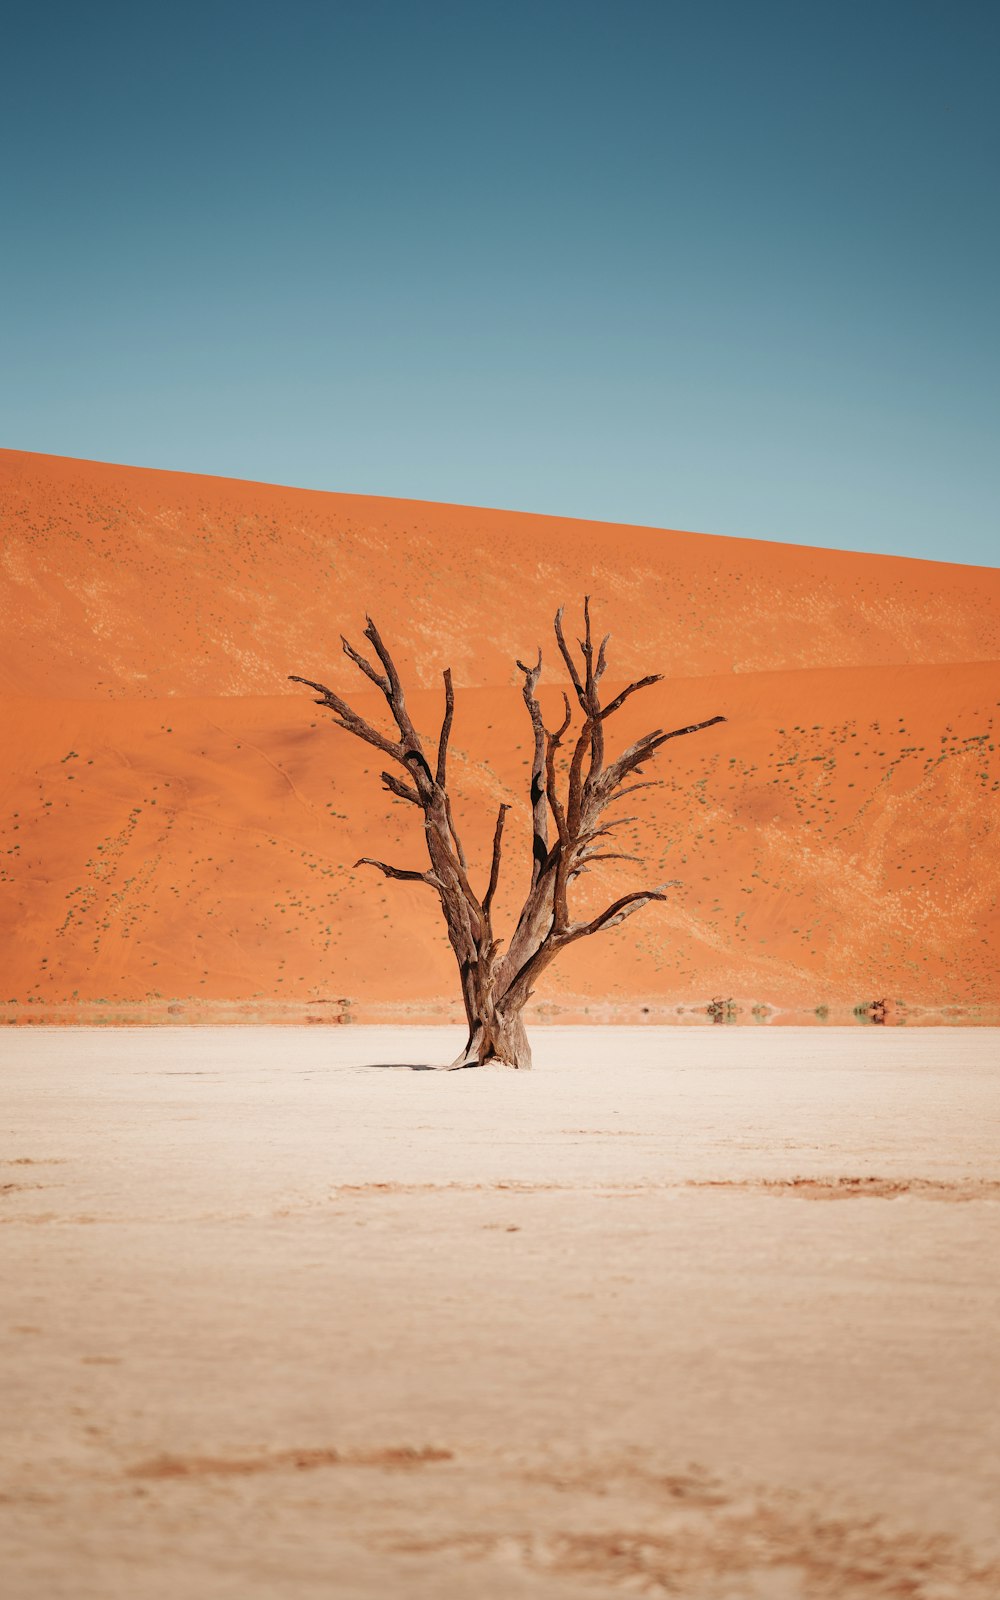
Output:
left=452, top=1005, right=532, bottom=1069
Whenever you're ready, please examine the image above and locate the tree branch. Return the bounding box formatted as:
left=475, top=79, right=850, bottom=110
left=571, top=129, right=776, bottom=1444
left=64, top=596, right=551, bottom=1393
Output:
left=574, top=598, right=606, bottom=800
left=363, top=616, right=405, bottom=702
left=341, top=635, right=390, bottom=693
left=381, top=771, right=421, bottom=805
left=403, top=749, right=436, bottom=787
left=594, top=632, right=611, bottom=685
left=436, top=668, right=455, bottom=787
left=576, top=850, right=644, bottom=867
left=483, top=803, right=510, bottom=921
left=443, top=792, right=469, bottom=871
left=554, top=606, right=586, bottom=708
left=569, top=882, right=681, bottom=939
left=566, top=711, right=595, bottom=837
left=603, top=714, right=726, bottom=792
left=579, top=595, right=595, bottom=701
left=361, top=617, right=429, bottom=767
left=517, top=649, right=549, bottom=885
left=600, top=674, right=663, bottom=720
left=639, top=712, right=728, bottom=754
left=355, top=857, right=439, bottom=887
left=583, top=816, right=638, bottom=842
left=545, top=692, right=574, bottom=929
left=567, top=850, right=644, bottom=884
left=287, top=675, right=401, bottom=760
left=601, top=780, right=664, bottom=806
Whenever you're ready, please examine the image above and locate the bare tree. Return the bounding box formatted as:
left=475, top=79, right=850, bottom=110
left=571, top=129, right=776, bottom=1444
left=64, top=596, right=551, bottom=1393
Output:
left=290, top=601, right=724, bottom=1068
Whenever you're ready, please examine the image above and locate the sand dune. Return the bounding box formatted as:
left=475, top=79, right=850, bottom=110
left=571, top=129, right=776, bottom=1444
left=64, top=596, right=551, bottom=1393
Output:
left=2, top=449, right=998, bottom=1016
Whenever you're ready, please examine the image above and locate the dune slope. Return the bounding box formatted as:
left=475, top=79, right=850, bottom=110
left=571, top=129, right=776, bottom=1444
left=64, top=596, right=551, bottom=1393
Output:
left=2, top=449, right=998, bottom=1016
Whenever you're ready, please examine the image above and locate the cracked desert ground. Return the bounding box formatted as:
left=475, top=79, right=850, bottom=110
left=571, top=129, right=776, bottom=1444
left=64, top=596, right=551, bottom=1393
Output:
left=3, top=1025, right=999, bottom=1600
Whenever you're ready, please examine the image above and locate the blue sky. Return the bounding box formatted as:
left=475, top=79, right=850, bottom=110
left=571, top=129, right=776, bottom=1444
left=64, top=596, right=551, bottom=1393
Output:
left=2, top=0, right=997, bottom=564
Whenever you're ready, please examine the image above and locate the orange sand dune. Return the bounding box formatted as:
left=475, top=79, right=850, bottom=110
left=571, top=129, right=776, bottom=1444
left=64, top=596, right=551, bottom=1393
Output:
left=2, top=449, right=998, bottom=1017
left=4, top=448, right=999, bottom=699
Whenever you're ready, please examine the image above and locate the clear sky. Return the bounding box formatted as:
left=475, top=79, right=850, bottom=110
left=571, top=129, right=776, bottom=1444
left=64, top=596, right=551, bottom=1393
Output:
left=2, top=1, right=997, bottom=564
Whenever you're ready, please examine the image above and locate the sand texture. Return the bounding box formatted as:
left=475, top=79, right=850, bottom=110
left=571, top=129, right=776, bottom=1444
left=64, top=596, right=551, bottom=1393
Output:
left=2, top=1025, right=999, bottom=1598
left=2, top=447, right=999, bottom=1018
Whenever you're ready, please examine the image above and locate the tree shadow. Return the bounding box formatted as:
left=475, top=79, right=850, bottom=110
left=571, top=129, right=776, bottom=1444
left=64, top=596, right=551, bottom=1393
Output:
left=361, top=1061, right=450, bottom=1072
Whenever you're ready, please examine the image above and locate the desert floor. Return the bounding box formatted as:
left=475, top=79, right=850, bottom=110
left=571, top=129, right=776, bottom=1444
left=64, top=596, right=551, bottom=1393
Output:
left=2, top=1027, right=999, bottom=1599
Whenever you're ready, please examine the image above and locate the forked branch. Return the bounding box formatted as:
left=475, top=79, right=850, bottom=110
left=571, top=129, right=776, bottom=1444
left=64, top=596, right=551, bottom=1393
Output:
left=288, top=674, right=401, bottom=760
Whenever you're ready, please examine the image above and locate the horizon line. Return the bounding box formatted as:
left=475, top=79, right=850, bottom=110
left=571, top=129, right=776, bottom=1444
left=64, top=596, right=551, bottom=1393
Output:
left=3, top=443, right=997, bottom=575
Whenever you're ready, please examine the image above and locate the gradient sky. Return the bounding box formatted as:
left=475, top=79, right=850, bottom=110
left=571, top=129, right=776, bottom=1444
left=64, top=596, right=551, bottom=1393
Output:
left=2, top=0, right=997, bottom=564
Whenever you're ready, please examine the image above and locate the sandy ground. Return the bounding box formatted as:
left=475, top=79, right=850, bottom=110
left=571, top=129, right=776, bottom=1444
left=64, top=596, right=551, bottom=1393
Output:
left=2, top=1026, right=999, bottom=1599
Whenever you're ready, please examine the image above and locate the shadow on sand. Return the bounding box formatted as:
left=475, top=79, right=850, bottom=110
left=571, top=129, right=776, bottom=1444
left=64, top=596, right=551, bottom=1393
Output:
left=362, top=1061, right=447, bottom=1072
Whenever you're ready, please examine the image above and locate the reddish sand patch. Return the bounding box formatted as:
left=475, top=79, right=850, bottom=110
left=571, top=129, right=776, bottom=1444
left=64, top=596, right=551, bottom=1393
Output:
left=129, top=1445, right=453, bottom=1479
left=2, top=448, right=998, bottom=1014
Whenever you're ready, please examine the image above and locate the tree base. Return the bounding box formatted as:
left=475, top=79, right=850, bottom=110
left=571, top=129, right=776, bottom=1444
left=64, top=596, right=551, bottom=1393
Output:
left=451, top=1014, right=532, bottom=1070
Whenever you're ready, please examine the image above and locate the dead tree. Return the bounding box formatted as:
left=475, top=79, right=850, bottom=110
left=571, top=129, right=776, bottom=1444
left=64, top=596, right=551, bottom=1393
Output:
left=290, top=601, right=724, bottom=1068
